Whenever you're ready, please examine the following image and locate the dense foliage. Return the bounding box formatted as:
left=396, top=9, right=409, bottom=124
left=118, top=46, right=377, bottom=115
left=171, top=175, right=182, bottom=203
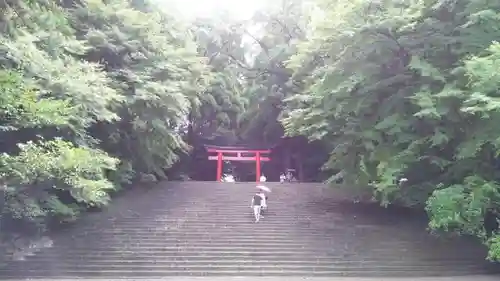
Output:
left=2, top=0, right=500, bottom=263
left=283, top=0, right=500, bottom=260
left=0, top=0, right=212, bottom=241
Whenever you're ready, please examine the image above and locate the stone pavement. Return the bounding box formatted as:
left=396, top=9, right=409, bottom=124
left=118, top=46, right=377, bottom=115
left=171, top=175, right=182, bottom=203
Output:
left=0, top=181, right=499, bottom=279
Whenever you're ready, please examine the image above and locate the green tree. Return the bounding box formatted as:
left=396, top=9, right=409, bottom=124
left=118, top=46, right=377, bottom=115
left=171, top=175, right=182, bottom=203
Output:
left=1, top=0, right=121, bottom=231
left=190, top=15, right=247, bottom=145
left=71, top=0, right=211, bottom=180
left=0, top=0, right=210, bottom=243
left=284, top=0, right=500, bottom=260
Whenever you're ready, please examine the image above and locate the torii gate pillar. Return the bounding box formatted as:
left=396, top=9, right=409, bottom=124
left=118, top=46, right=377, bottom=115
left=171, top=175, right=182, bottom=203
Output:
left=255, top=152, right=261, bottom=182
left=216, top=152, right=223, bottom=182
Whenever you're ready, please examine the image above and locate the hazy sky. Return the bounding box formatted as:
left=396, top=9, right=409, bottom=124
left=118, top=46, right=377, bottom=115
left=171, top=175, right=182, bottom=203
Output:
left=159, top=0, right=268, bottom=20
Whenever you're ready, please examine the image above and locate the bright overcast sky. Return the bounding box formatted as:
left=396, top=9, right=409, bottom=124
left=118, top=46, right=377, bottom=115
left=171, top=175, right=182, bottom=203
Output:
left=158, top=0, right=268, bottom=20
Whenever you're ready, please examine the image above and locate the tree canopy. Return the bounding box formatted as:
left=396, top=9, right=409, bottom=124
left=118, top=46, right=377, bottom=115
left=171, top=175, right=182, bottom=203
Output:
left=283, top=0, right=500, bottom=260
left=2, top=0, right=500, bottom=262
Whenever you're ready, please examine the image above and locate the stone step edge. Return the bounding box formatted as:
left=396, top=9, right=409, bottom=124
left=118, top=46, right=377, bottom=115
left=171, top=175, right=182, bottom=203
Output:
left=3, top=269, right=491, bottom=276
left=18, top=257, right=482, bottom=263
left=12, top=260, right=489, bottom=266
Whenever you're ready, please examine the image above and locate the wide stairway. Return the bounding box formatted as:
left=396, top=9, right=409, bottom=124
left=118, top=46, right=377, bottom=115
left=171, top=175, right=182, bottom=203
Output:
left=1, top=181, right=499, bottom=278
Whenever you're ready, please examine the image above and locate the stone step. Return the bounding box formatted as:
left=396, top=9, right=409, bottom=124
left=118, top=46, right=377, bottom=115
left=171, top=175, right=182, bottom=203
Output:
left=6, top=264, right=491, bottom=276
left=76, top=217, right=347, bottom=222
left=67, top=231, right=362, bottom=236
left=19, top=256, right=475, bottom=266
left=91, top=220, right=356, bottom=224
left=21, top=249, right=476, bottom=260
left=68, top=234, right=430, bottom=243
left=64, top=240, right=327, bottom=245
left=20, top=254, right=485, bottom=263
left=19, top=252, right=351, bottom=259
left=33, top=242, right=439, bottom=249
left=99, top=215, right=345, bottom=219
left=61, top=235, right=342, bottom=243
left=62, top=226, right=389, bottom=232
left=65, top=229, right=335, bottom=237
left=106, top=202, right=320, bottom=205
left=144, top=209, right=325, bottom=213
left=61, top=236, right=353, bottom=243
left=28, top=250, right=439, bottom=259
left=28, top=248, right=481, bottom=259
left=99, top=219, right=362, bottom=224
left=74, top=225, right=386, bottom=231
left=59, top=241, right=440, bottom=250
left=68, top=231, right=390, bottom=237
left=141, top=203, right=340, bottom=207
left=12, top=255, right=492, bottom=268
left=5, top=261, right=493, bottom=271
left=45, top=244, right=328, bottom=250
left=1, top=267, right=491, bottom=278
left=76, top=220, right=366, bottom=225
left=12, top=249, right=448, bottom=257
left=56, top=246, right=456, bottom=255
left=25, top=246, right=361, bottom=252
left=88, top=219, right=350, bottom=224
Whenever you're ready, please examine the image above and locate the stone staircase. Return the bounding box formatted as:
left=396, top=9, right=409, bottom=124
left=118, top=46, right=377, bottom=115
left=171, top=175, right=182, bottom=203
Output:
left=0, top=181, right=499, bottom=278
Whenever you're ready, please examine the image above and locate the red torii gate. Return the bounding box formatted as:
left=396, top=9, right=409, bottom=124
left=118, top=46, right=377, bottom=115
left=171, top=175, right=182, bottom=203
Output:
left=204, top=145, right=271, bottom=183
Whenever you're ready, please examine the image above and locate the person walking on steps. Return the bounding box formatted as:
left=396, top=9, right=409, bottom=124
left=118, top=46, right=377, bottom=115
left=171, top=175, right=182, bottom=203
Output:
left=251, top=190, right=266, bottom=222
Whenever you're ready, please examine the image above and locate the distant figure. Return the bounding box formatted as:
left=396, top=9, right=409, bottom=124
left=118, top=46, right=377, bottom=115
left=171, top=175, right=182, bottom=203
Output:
left=259, top=174, right=267, bottom=182
left=279, top=173, right=286, bottom=184
left=222, top=174, right=235, bottom=182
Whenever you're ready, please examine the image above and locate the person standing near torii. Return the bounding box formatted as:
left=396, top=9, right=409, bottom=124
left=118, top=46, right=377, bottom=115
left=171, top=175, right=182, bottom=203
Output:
left=259, top=174, right=266, bottom=182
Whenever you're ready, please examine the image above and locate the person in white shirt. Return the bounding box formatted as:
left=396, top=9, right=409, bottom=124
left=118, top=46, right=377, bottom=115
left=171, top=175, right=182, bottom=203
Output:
left=225, top=174, right=235, bottom=182
left=279, top=173, right=286, bottom=183
left=250, top=191, right=267, bottom=222
left=259, top=174, right=267, bottom=182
